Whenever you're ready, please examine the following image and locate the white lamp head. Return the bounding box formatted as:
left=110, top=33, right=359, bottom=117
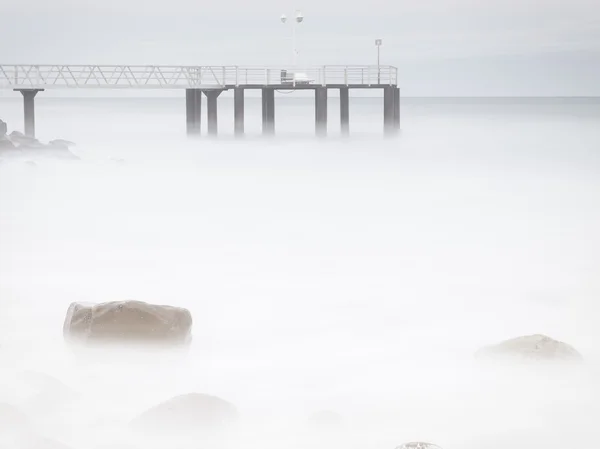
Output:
left=280, top=14, right=288, bottom=23
left=295, top=10, right=304, bottom=23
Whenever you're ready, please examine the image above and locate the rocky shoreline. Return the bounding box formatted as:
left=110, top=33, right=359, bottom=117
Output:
left=0, top=119, right=78, bottom=159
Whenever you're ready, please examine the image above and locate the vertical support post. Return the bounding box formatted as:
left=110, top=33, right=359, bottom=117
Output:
left=394, top=87, right=400, bottom=131
left=234, top=88, right=245, bottom=137
left=185, top=88, right=201, bottom=137
left=262, top=88, right=275, bottom=136
left=340, top=87, right=349, bottom=137
left=15, top=89, right=44, bottom=138
left=377, top=45, right=381, bottom=84
left=383, top=86, right=395, bottom=137
left=203, top=90, right=222, bottom=136
left=315, top=87, right=328, bottom=137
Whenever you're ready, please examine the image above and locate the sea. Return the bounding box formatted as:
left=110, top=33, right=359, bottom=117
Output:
left=1, top=94, right=600, bottom=449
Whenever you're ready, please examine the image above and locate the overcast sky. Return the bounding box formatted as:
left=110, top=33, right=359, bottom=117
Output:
left=1, top=0, right=599, bottom=95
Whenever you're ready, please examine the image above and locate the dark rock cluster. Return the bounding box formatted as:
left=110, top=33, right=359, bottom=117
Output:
left=0, top=119, right=77, bottom=158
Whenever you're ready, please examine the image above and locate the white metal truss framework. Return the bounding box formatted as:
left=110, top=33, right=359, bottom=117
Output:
left=0, top=65, right=398, bottom=89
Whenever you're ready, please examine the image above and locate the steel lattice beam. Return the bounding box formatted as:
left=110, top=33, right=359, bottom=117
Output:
left=0, top=65, right=398, bottom=89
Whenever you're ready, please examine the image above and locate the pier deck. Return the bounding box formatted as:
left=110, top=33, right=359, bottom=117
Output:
left=0, top=65, right=400, bottom=138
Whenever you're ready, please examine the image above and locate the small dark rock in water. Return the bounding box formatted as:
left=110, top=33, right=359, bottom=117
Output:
left=475, top=334, right=583, bottom=362
left=129, top=393, right=239, bottom=435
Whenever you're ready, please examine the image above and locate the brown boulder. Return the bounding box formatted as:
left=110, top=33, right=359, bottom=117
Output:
left=63, top=300, right=192, bottom=347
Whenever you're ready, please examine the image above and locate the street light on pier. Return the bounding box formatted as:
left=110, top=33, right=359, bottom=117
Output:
left=281, top=10, right=304, bottom=67
left=375, top=38, right=382, bottom=83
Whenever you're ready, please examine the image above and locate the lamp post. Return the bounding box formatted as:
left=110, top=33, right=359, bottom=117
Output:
left=375, top=39, right=382, bottom=84
left=281, top=10, right=304, bottom=67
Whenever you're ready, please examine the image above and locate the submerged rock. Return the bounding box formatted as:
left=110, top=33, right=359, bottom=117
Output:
left=463, top=427, right=597, bottom=449
left=0, top=402, right=32, bottom=433
left=63, top=300, right=193, bottom=347
left=129, top=393, right=239, bottom=436
left=475, top=334, right=582, bottom=362
left=16, top=370, right=79, bottom=416
left=48, top=139, right=76, bottom=150
left=15, top=435, right=73, bottom=449
left=396, top=443, right=443, bottom=449
left=94, top=445, right=139, bottom=449
left=307, top=410, right=345, bottom=431
left=0, top=404, right=70, bottom=449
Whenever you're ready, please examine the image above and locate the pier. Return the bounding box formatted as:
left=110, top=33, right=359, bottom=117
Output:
left=0, top=65, right=400, bottom=138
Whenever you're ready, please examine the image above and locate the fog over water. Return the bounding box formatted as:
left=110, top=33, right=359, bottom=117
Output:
left=1, top=96, right=600, bottom=449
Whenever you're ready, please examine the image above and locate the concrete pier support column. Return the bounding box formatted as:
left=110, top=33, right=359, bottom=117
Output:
left=185, top=88, right=202, bottom=136
left=394, top=87, right=400, bottom=131
left=234, top=88, right=245, bottom=137
left=383, top=86, right=396, bottom=137
left=15, top=89, right=44, bottom=138
left=340, top=87, right=349, bottom=136
left=262, top=88, right=275, bottom=136
left=315, top=87, right=328, bottom=138
left=203, top=90, right=223, bottom=136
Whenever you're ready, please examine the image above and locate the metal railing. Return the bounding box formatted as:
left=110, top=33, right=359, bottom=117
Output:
left=0, top=65, right=397, bottom=89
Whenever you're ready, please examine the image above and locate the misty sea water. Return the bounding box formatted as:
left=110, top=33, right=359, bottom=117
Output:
left=1, top=95, right=600, bottom=449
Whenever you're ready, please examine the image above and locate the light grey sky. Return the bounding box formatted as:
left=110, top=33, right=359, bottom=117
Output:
left=1, top=0, right=599, bottom=95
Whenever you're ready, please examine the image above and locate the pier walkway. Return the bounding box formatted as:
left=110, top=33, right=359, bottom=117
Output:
left=0, top=64, right=400, bottom=138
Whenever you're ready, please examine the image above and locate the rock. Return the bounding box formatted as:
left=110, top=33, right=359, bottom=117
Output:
left=48, top=139, right=75, bottom=150
left=0, top=404, right=63, bottom=449
left=307, top=410, right=345, bottom=431
left=0, top=402, right=32, bottom=433
left=396, top=443, right=443, bottom=449
left=0, top=135, right=17, bottom=150
left=94, top=445, right=139, bottom=449
left=129, top=393, right=239, bottom=436
left=9, top=131, right=45, bottom=149
left=0, top=127, right=77, bottom=157
left=463, top=427, right=596, bottom=449
left=63, top=300, right=193, bottom=347
left=15, top=435, right=73, bottom=449
left=475, top=334, right=583, bottom=362
left=17, top=371, right=79, bottom=416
